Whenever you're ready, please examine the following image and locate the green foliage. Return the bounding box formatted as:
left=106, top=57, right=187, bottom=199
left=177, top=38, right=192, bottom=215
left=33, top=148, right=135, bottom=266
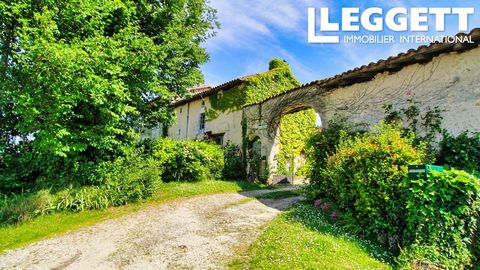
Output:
left=0, top=0, right=218, bottom=192
left=54, top=153, right=161, bottom=212
left=438, top=131, right=480, bottom=174
left=0, top=190, right=53, bottom=224
left=207, top=59, right=300, bottom=120
left=268, top=58, right=289, bottom=70
left=223, top=143, right=246, bottom=180
left=399, top=169, right=480, bottom=269
left=147, top=138, right=224, bottom=182
left=305, top=115, right=360, bottom=191
left=277, top=109, right=316, bottom=176
left=307, top=124, right=427, bottom=247
left=206, top=83, right=246, bottom=120
left=306, top=120, right=480, bottom=269
left=383, top=99, right=444, bottom=160
left=0, top=150, right=162, bottom=223
left=243, top=62, right=300, bottom=106
left=0, top=180, right=266, bottom=252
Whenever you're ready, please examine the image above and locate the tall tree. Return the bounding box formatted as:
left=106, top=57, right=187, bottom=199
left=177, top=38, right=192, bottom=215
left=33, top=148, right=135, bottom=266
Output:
left=0, top=0, right=218, bottom=190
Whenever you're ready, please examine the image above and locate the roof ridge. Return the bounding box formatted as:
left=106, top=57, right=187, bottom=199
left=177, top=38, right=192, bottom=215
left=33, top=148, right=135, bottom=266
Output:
left=246, top=28, right=480, bottom=106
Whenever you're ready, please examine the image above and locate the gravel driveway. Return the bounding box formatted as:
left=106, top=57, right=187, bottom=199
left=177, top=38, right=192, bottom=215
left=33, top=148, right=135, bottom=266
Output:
left=0, top=188, right=303, bottom=270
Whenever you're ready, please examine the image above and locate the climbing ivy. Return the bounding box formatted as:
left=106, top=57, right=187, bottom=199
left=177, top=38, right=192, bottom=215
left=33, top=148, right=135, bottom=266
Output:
left=206, top=59, right=307, bottom=181
left=277, top=109, right=317, bottom=176
left=206, top=59, right=300, bottom=120
left=206, top=84, right=246, bottom=119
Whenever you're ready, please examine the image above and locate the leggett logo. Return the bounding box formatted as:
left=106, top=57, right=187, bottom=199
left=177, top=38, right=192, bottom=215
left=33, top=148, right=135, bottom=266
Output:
left=308, top=7, right=475, bottom=44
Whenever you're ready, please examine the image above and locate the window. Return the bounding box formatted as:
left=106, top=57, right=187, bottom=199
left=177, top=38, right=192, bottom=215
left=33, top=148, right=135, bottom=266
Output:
left=176, top=129, right=181, bottom=139
left=199, top=113, right=206, bottom=131
left=212, top=134, right=224, bottom=146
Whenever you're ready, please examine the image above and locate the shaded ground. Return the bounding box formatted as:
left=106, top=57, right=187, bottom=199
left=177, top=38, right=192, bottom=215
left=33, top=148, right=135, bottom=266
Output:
left=0, top=188, right=303, bottom=270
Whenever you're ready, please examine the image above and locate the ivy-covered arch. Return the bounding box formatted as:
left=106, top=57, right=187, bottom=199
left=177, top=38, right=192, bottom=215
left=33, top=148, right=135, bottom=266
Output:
left=242, top=82, right=329, bottom=182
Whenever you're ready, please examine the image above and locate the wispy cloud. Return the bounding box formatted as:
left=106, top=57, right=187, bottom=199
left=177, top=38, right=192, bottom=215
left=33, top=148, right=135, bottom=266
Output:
left=204, top=0, right=324, bottom=84
left=206, top=0, right=312, bottom=51
left=202, top=0, right=480, bottom=86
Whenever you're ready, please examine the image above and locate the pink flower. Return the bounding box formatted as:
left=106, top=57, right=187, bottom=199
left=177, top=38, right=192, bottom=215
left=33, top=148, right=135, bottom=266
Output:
left=405, top=90, right=413, bottom=97
left=320, top=203, right=331, bottom=212
left=314, top=198, right=324, bottom=209
left=330, top=211, right=338, bottom=221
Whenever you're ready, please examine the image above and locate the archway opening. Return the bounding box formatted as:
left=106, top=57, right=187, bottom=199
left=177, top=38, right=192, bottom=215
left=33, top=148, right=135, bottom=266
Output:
left=273, top=108, right=322, bottom=184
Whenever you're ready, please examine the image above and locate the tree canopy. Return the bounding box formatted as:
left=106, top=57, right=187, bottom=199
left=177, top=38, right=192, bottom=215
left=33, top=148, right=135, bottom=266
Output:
left=0, top=0, right=218, bottom=191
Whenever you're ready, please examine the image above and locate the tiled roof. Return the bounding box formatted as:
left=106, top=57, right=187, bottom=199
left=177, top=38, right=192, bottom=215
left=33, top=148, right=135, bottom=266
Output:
left=170, top=29, right=480, bottom=108
left=247, top=28, right=480, bottom=106
left=171, top=74, right=257, bottom=107
left=189, top=85, right=212, bottom=94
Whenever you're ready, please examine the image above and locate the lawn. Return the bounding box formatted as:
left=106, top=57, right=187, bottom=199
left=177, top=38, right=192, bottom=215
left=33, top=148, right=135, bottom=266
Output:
left=232, top=203, right=393, bottom=270
left=0, top=180, right=265, bottom=253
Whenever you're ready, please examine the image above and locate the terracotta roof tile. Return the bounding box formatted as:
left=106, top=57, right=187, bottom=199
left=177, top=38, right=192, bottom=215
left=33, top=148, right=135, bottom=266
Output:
left=171, top=73, right=261, bottom=107
left=247, top=28, right=480, bottom=106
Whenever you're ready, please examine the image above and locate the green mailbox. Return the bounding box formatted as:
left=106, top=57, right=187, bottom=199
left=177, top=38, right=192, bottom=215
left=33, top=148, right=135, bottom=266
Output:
left=408, top=165, right=444, bottom=180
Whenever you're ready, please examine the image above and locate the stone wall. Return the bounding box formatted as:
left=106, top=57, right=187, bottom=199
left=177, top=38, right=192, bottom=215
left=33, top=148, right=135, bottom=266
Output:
left=245, top=46, right=480, bottom=178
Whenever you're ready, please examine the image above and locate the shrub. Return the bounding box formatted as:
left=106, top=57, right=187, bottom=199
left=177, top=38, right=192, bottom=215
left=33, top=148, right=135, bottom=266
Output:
left=398, top=169, right=480, bottom=269
left=307, top=123, right=427, bottom=247
left=0, top=190, right=53, bottom=224
left=305, top=115, right=360, bottom=194
left=53, top=151, right=162, bottom=212
left=0, top=151, right=162, bottom=223
left=223, top=143, right=246, bottom=180
left=307, top=122, right=480, bottom=268
left=0, top=139, right=223, bottom=224
left=96, top=153, right=162, bottom=204
left=438, top=131, right=480, bottom=174
left=149, top=138, right=224, bottom=182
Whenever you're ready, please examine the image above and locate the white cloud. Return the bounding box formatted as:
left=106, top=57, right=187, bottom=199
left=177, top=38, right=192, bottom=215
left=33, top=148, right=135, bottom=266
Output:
left=203, top=0, right=480, bottom=85
left=204, top=0, right=325, bottom=83
left=206, top=0, right=322, bottom=50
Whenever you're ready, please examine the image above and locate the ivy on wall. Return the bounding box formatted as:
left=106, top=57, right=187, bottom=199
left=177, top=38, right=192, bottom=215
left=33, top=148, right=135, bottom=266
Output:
left=206, top=58, right=310, bottom=180
left=206, top=59, right=300, bottom=120
left=277, top=109, right=317, bottom=176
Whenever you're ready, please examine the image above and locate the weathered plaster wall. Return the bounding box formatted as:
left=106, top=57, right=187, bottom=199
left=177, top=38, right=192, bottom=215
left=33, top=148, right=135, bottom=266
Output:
left=246, top=46, right=480, bottom=177
left=321, top=48, right=480, bottom=134
left=167, top=99, right=204, bottom=140
left=205, top=109, right=244, bottom=145
left=167, top=97, right=243, bottom=145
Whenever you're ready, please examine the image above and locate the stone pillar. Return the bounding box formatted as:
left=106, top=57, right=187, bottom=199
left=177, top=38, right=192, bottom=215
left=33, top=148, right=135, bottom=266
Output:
left=258, top=124, right=280, bottom=183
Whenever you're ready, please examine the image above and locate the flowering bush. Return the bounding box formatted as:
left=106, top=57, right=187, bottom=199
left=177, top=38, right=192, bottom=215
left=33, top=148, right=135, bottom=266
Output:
left=308, top=123, right=427, bottom=247
left=306, top=122, right=480, bottom=268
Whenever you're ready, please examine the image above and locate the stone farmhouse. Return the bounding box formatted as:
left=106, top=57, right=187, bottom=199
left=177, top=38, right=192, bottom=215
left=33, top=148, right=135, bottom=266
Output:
left=144, top=29, right=480, bottom=181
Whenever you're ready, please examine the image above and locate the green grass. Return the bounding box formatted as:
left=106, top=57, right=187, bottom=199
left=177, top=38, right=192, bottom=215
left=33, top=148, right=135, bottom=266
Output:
left=232, top=203, right=393, bottom=270
left=0, top=180, right=265, bottom=253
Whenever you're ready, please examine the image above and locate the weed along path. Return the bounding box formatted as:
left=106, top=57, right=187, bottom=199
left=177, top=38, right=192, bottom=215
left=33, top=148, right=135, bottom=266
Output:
left=0, top=188, right=303, bottom=270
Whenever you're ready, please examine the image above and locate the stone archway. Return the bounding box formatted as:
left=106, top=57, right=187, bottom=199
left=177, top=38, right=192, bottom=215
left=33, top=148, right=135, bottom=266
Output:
left=242, top=85, right=327, bottom=182
left=241, top=38, right=480, bottom=182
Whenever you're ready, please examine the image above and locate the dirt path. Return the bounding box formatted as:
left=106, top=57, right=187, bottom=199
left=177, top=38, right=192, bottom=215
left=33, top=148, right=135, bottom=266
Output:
left=0, top=188, right=303, bottom=270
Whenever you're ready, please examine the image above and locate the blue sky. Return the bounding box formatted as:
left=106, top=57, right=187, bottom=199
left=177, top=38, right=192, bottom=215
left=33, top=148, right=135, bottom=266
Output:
left=200, top=0, right=480, bottom=86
